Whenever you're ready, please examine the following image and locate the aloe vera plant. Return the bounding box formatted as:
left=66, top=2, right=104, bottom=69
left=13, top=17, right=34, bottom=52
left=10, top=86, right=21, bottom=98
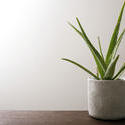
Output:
left=62, top=1, right=125, bottom=80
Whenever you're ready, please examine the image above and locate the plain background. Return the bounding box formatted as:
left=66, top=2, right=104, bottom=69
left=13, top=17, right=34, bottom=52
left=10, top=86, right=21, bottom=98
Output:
left=0, top=0, right=124, bottom=110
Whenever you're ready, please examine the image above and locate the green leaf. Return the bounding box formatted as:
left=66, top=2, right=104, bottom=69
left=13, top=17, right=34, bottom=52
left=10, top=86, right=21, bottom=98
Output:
left=104, top=55, right=119, bottom=79
left=68, top=22, right=83, bottom=38
left=97, top=36, right=104, bottom=60
left=106, top=1, right=125, bottom=66
left=62, top=58, right=100, bottom=80
left=112, top=28, right=125, bottom=59
left=96, top=68, right=99, bottom=78
left=76, top=17, right=107, bottom=74
left=68, top=18, right=107, bottom=78
left=113, top=62, right=125, bottom=80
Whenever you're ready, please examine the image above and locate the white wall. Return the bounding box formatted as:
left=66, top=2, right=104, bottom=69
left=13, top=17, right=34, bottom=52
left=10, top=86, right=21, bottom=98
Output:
left=0, top=0, right=124, bottom=110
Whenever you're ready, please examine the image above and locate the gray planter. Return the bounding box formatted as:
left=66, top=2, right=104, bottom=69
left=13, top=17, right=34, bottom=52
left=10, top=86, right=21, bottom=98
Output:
left=88, top=78, right=125, bottom=120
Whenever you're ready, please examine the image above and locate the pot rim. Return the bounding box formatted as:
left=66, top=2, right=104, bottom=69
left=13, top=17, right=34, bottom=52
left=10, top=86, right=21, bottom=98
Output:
left=88, top=77, right=125, bottom=82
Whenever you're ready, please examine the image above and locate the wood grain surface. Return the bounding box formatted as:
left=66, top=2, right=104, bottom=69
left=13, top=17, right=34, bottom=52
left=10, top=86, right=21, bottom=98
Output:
left=0, top=111, right=125, bottom=125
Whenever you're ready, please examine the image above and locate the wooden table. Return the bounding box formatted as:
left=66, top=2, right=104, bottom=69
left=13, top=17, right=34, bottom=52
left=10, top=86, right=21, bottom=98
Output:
left=0, top=111, right=125, bottom=125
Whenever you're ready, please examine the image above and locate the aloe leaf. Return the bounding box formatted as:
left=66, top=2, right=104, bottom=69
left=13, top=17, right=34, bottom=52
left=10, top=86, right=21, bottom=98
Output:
left=62, top=58, right=100, bottom=80
left=68, top=22, right=104, bottom=78
left=104, top=55, right=119, bottom=79
left=68, top=22, right=83, bottom=39
left=106, top=1, right=125, bottom=66
left=96, top=67, right=99, bottom=78
left=112, top=28, right=125, bottom=59
left=76, top=17, right=106, bottom=70
left=113, top=62, right=125, bottom=80
left=68, top=18, right=107, bottom=78
left=97, top=36, right=104, bottom=60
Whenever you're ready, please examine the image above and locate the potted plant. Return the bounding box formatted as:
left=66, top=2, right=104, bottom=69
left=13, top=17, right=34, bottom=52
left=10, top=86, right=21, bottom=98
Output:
left=62, top=1, right=125, bottom=120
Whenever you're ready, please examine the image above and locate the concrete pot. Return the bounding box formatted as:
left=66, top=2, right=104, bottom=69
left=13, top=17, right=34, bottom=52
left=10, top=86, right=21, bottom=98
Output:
left=88, top=78, right=125, bottom=120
